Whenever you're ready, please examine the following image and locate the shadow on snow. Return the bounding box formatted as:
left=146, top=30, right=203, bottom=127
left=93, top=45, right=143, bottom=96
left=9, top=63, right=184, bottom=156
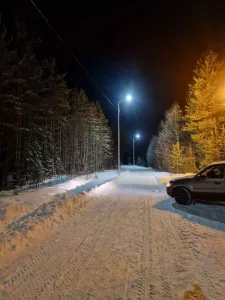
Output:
left=117, top=183, right=166, bottom=192
left=153, top=198, right=225, bottom=232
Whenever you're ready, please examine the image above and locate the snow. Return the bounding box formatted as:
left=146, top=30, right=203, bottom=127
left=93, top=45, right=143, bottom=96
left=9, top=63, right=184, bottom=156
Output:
left=154, top=197, right=225, bottom=232
left=0, top=170, right=122, bottom=231
left=1, top=170, right=225, bottom=299
left=121, top=164, right=152, bottom=170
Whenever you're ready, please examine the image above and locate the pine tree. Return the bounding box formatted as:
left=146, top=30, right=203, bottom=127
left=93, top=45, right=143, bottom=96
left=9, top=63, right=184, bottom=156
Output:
left=185, top=50, right=225, bottom=167
left=136, top=156, right=146, bottom=167
left=145, top=103, right=197, bottom=173
left=0, top=15, right=17, bottom=188
left=146, top=135, right=157, bottom=168
left=66, top=89, right=113, bottom=177
left=0, top=17, right=114, bottom=190
left=24, top=140, right=45, bottom=187
left=41, top=59, right=69, bottom=177
left=0, top=21, right=44, bottom=187
left=183, top=144, right=198, bottom=174
left=170, top=142, right=185, bottom=173
left=154, top=103, right=184, bottom=171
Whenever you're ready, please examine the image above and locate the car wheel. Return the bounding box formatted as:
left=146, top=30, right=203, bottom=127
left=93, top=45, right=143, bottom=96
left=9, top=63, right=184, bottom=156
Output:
left=174, top=187, right=192, bottom=205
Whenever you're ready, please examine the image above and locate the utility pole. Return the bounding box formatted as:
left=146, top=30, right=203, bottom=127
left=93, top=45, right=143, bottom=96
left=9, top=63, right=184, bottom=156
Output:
left=133, top=134, right=140, bottom=168
left=118, top=102, right=121, bottom=176
left=117, top=95, right=132, bottom=176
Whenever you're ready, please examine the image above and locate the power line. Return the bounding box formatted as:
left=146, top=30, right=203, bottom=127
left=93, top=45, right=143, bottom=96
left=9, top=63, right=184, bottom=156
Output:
left=29, top=0, right=135, bottom=148
left=29, top=0, right=117, bottom=110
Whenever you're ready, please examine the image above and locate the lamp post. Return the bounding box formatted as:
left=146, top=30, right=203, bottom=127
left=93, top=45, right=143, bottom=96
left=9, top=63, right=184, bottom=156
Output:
left=118, top=95, right=132, bottom=176
left=133, top=134, right=140, bottom=166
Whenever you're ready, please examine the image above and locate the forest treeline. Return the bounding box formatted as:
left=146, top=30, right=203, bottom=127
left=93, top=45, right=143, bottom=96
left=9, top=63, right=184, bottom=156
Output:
left=146, top=50, right=225, bottom=173
left=0, top=17, right=113, bottom=190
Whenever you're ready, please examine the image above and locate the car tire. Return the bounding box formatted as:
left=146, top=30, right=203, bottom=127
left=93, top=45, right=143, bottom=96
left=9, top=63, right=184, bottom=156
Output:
left=174, top=187, right=192, bottom=205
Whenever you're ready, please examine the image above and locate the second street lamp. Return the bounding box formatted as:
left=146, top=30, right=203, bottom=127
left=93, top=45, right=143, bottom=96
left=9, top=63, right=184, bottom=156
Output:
left=133, top=134, right=140, bottom=166
left=118, top=95, right=132, bottom=176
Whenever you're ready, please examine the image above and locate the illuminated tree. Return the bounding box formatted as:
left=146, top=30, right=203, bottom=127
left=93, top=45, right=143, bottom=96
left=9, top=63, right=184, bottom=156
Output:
left=154, top=103, right=184, bottom=171
left=185, top=50, right=225, bottom=167
left=170, top=142, right=185, bottom=173
left=146, top=135, right=157, bottom=168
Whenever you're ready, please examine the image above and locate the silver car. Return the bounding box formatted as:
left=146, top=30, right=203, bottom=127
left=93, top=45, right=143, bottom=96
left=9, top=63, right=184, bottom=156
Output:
left=167, top=161, right=225, bottom=205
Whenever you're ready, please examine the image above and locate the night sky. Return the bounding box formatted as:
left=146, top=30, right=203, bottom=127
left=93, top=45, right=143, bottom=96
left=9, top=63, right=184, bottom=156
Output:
left=2, top=0, right=225, bottom=161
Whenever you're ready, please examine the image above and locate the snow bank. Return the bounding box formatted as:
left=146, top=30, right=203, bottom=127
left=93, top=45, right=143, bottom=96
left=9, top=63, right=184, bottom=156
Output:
left=121, top=165, right=150, bottom=170
left=0, top=170, right=119, bottom=232
left=121, top=165, right=155, bottom=171
left=0, top=170, right=121, bottom=267
left=0, top=193, right=89, bottom=267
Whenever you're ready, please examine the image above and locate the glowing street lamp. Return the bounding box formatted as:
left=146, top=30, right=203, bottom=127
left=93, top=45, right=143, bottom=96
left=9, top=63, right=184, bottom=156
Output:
left=133, top=133, right=140, bottom=166
left=126, top=94, right=132, bottom=102
left=118, top=95, right=132, bottom=175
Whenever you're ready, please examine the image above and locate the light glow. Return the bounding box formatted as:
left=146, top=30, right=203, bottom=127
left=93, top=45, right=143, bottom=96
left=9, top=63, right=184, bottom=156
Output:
left=126, top=94, right=132, bottom=102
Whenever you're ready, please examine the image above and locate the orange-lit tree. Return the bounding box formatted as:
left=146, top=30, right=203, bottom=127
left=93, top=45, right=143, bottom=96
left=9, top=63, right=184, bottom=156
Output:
left=185, top=50, right=225, bottom=167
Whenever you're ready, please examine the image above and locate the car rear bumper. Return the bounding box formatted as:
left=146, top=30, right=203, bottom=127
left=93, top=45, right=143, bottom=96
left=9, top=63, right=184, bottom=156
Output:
left=167, top=187, right=173, bottom=197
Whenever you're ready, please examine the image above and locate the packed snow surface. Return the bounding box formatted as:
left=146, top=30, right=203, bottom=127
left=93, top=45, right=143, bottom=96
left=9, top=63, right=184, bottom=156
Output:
left=0, top=170, right=120, bottom=230
left=1, top=170, right=225, bottom=299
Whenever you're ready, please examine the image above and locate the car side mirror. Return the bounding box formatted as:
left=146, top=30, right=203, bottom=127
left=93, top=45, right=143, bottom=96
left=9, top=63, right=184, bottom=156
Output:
left=196, top=174, right=200, bottom=180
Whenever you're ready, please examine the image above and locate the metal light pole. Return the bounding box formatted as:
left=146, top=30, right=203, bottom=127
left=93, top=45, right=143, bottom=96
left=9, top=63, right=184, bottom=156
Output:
left=133, top=134, right=140, bottom=167
left=118, top=95, right=132, bottom=176
left=118, top=101, right=121, bottom=176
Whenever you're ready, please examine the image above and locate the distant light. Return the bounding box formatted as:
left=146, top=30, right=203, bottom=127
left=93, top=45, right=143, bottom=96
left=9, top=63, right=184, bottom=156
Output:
left=126, top=94, right=132, bottom=102
left=136, top=134, right=140, bottom=139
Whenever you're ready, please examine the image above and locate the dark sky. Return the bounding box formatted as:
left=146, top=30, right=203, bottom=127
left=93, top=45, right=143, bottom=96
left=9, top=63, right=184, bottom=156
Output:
left=2, top=0, right=225, bottom=161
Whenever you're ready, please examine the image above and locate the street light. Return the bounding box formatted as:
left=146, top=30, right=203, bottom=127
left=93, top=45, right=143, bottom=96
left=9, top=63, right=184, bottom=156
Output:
left=133, top=133, right=140, bottom=166
left=118, top=95, right=132, bottom=175
left=126, top=94, right=132, bottom=101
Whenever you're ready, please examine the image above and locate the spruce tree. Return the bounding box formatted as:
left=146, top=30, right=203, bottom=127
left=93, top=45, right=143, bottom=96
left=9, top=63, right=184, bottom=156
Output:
left=170, top=142, right=185, bottom=173
left=185, top=50, right=225, bottom=167
left=0, top=17, right=114, bottom=190
left=146, top=136, right=157, bottom=168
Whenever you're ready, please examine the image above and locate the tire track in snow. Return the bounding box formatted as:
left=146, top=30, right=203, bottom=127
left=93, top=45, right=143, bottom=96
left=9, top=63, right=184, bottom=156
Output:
left=135, top=188, right=153, bottom=300
left=181, top=219, right=221, bottom=300
left=171, top=214, right=218, bottom=300
left=39, top=188, right=119, bottom=299
left=156, top=214, right=173, bottom=299
left=147, top=195, right=155, bottom=300
left=69, top=185, right=137, bottom=300
left=135, top=193, right=145, bottom=300
left=2, top=171, right=224, bottom=300
left=3, top=182, right=113, bottom=281
left=63, top=193, right=122, bottom=299
left=149, top=195, right=174, bottom=300
left=3, top=184, right=117, bottom=300
left=143, top=195, right=151, bottom=299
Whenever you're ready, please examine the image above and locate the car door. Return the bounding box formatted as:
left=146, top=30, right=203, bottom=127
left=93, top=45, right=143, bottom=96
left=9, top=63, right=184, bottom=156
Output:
left=193, top=164, right=225, bottom=200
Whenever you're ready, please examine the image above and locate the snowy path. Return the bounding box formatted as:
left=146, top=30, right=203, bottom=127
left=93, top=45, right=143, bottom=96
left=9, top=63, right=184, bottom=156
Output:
left=1, top=171, right=225, bottom=299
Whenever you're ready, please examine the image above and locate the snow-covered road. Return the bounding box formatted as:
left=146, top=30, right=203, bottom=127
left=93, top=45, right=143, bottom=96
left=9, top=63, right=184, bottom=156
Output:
left=1, top=171, right=225, bottom=299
